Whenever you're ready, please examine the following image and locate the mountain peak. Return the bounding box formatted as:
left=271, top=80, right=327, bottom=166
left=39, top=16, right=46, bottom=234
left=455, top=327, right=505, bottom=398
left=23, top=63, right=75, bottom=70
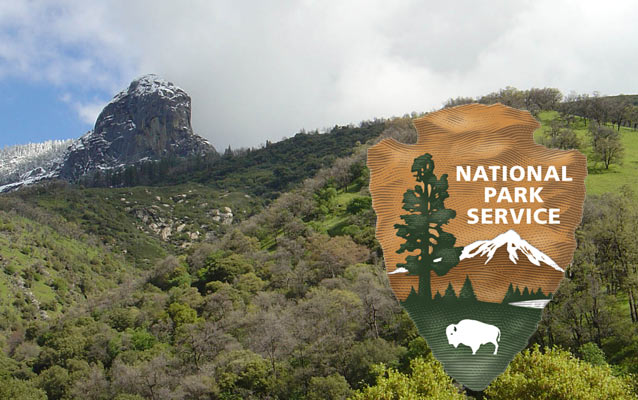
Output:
left=58, top=74, right=213, bottom=180
left=460, top=229, right=562, bottom=272
left=109, top=74, right=182, bottom=105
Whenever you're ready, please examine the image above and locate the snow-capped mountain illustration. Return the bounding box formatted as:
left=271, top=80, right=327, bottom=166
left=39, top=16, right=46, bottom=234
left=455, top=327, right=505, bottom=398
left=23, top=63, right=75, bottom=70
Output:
left=389, top=229, right=565, bottom=304
left=388, top=230, right=561, bottom=275
left=460, top=229, right=563, bottom=272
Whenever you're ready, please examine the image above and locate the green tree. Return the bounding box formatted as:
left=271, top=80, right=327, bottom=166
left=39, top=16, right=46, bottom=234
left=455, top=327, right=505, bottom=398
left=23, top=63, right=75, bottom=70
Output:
left=128, top=328, right=157, bottom=351
left=167, top=302, right=199, bottom=328
left=215, top=349, right=275, bottom=397
left=443, top=96, right=476, bottom=108
left=502, top=283, right=515, bottom=303
left=307, top=373, right=351, bottom=400
left=443, top=283, right=457, bottom=301
left=196, top=250, right=253, bottom=286
left=543, top=119, right=580, bottom=150
left=314, top=185, right=338, bottom=215
left=485, top=345, right=635, bottom=399
left=113, top=395, right=145, bottom=400
left=0, top=378, right=46, bottom=400
left=36, top=365, right=70, bottom=400
left=589, top=123, right=624, bottom=169
left=346, top=197, right=372, bottom=215
left=394, top=153, right=462, bottom=301
left=351, top=354, right=465, bottom=399
left=459, top=276, right=477, bottom=301
left=579, top=342, right=607, bottom=367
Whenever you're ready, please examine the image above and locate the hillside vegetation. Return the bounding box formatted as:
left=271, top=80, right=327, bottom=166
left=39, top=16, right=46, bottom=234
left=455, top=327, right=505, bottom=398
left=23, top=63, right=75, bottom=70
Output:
left=535, top=111, right=638, bottom=195
left=1, top=90, right=638, bottom=399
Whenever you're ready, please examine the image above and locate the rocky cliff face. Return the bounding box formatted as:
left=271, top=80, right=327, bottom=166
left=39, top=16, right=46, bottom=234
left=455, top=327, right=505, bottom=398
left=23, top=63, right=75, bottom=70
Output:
left=59, top=74, right=214, bottom=180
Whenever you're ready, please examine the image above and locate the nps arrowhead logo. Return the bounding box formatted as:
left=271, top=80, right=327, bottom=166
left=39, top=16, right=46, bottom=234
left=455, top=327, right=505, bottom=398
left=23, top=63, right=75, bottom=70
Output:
left=367, top=104, right=586, bottom=391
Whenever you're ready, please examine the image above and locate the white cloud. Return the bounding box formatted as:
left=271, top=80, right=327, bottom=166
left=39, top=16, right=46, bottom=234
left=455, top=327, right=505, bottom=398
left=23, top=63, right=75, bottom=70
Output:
left=74, top=101, right=106, bottom=125
left=58, top=91, right=105, bottom=126
left=1, top=0, right=637, bottom=150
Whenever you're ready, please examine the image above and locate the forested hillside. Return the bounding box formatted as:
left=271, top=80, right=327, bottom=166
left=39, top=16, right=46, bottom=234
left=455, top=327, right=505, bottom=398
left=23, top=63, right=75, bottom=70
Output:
left=1, top=89, right=638, bottom=399
left=79, top=122, right=385, bottom=201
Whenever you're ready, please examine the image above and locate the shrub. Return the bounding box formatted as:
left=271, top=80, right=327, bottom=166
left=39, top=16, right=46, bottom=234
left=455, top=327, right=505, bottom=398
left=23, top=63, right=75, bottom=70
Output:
left=485, top=344, right=635, bottom=399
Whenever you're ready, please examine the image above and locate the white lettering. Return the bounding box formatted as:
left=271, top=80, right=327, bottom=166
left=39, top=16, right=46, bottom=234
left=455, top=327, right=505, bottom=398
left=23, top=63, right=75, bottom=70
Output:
left=473, top=166, right=488, bottom=181
left=511, top=208, right=524, bottom=224
left=485, top=187, right=497, bottom=202
left=495, top=209, right=507, bottom=224
left=514, top=187, right=526, bottom=203
left=497, top=187, right=513, bottom=203
left=527, top=166, right=541, bottom=181
left=457, top=166, right=471, bottom=181
left=510, top=166, right=524, bottom=181
left=544, top=166, right=559, bottom=181
left=530, top=187, right=543, bottom=203
left=467, top=208, right=479, bottom=224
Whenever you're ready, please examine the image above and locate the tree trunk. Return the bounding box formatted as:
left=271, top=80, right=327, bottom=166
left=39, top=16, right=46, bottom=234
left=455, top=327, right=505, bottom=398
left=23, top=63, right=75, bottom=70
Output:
left=419, top=272, right=432, bottom=300
left=628, top=289, right=637, bottom=323
left=372, top=307, right=379, bottom=338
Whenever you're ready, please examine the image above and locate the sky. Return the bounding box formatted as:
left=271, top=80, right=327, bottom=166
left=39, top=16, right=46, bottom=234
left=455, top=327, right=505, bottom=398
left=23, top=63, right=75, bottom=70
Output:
left=1, top=0, right=637, bottom=151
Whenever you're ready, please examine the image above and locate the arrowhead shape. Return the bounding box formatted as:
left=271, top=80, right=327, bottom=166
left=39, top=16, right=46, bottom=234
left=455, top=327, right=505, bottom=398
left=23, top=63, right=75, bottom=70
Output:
left=367, top=104, right=586, bottom=390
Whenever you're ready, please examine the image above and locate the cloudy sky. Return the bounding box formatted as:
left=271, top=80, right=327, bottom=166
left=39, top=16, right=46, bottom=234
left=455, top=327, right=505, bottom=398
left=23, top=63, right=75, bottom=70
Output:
left=1, top=0, right=637, bottom=150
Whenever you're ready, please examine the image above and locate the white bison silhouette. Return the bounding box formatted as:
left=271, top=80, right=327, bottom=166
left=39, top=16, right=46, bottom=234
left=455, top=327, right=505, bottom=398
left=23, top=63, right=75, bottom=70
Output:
left=446, top=319, right=500, bottom=355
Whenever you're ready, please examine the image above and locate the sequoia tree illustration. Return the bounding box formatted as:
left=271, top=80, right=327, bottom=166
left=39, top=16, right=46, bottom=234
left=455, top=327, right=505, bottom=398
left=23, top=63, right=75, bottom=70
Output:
left=394, top=153, right=463, bottom=301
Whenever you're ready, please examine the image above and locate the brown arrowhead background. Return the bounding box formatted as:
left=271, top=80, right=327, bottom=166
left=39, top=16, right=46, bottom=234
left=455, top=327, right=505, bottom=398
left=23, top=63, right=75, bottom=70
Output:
left=367, top=104, right=587, bottom=301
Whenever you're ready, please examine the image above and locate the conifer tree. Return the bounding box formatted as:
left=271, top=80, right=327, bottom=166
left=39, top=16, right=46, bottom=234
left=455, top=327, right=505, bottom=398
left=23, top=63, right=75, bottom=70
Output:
left=443, top=283, right=457, bottom=300
left=459, top=275, right=477, bottom=301
left=503, top=283, right=515, bottom=303
left=395, top=153, right=463, bottom=300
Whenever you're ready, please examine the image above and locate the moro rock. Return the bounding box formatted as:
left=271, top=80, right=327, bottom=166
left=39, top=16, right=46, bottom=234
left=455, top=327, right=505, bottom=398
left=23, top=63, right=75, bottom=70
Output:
left=59, top=74, right=214, bottom=180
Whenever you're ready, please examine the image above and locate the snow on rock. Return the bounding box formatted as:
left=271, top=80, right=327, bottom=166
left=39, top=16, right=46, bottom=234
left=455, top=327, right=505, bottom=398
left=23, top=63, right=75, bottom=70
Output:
left=0, top=139, right=73, bottom=191
left=2, top=74, right=216, bottom=191
left=460, top=229, right=562, bottom=272
left=58, top=74, right=215, bottom=181
left=108, top=74, right=182, bottom=106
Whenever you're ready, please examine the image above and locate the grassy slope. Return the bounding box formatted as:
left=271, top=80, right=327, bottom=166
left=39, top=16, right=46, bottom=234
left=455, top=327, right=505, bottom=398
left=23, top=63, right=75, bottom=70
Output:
left=12, top=182, right=260, bottom=265
left=535, top=111, right=638, bottom=195
left=0, top=208, right=131, bottom=328
left=0, top=180, right=260, bottom=331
